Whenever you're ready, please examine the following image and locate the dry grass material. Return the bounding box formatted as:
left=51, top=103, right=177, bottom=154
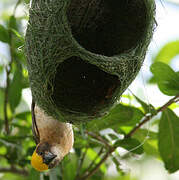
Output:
left=25, top=0, right=156, bottom=123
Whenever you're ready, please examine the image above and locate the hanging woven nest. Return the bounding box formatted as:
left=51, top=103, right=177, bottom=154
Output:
left=25, top=0, right=156, bottom=123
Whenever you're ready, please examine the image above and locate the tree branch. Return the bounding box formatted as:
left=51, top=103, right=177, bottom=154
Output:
left=86, top=147, right=104, bottom=172
left=79, top=148, right=114, bottom=180
left=85, top=131, right=111, bottom=149
left=80, top=94, right=179, bottom=180
left=125, top=94, right=179, bottom=138
left=0, top=166, right=28, bottom=176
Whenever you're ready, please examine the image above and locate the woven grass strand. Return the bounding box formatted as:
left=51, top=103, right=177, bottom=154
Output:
left=25, top=0, right=156, bottom=123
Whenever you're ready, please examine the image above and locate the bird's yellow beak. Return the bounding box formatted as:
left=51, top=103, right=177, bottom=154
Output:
left=31, top=150, right=48, bottom=172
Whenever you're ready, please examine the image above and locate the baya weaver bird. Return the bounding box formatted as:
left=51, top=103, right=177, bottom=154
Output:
left=31, top=101, right=74, bottom=171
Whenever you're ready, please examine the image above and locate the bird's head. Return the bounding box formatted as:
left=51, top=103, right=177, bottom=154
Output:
left=31, top=142, right=61, bottom=172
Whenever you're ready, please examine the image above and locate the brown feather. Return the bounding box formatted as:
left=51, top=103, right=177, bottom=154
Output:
left=34, top=105, right=74, bottom=159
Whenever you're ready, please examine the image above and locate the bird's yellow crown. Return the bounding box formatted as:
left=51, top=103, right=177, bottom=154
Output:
left=31, top=149, right=48, bottom=172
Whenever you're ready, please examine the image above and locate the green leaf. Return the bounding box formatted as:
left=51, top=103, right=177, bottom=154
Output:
left=153, top=41, right=179, bottom=64
left=133, top=94, right=149, bottom=113
left=0, top=137, right=20, bottom=148
left=114, top=138, right=144, bottom=154
left=9, top=67, right=23, bottom=112
left=87, top=104, right=144, bottom=132
left=86, top=148, right=107, bottom=173
left=15, top=111, right=31, bottom=120
left=10, top=28, right=24, bottom=42
left=2, top=173, right=26, bottom=180
left=144, top=140, right=159, bottom=157
left=150, top=62, right=179, bottom=96
left=112, top=156, right=122, bottom=173
left=27, top=168, right=40, bottom=180
left=74, top=134, right=100, bottom=149
left=62, top=154, right=77, bottom=180
left=148, top=76, right=156, bottom=84
left=133, top=129, right=157, bottom=140
left=0, top=135, right=29, bottom=143
left=9, top=16, right=17, bottom=30
left=24, top=0, right=30, bottom=4
left=133, top=94, right=156, bottom=114
left=158, top=108, right=179, bottom=173
left=0, top=24, right=10, bottom=43
left=0, top=65, right=3, bottom=74
left=133, top=129, right=159, bottom=157
left=12, top=123, right=31, bottom=135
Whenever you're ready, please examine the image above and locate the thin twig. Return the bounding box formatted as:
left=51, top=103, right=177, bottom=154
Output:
left=13, top=0, right=22, bottom=15
left=83, top=147, right=104, bottom=174
left=85, top=131, right=111, bottom=149
left=125, top=94, right=179, bottom=138
left=3, top=0, right=23, bottom=135
left=4, top=67, right=11, bottom=135
left=0, top=166, right=28, bottom=176
left=79, top=148, right=115, bottom=180
left=75, top=148, right=88, bottom=180
left=3, top=9, right=18, bottom=134
left=3, top=25, right=13, bottom=135
left=79, top=95, right=179, bottom=180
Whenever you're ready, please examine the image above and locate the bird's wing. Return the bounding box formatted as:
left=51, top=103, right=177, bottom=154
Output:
left=31, top=100, right=40, bottom=144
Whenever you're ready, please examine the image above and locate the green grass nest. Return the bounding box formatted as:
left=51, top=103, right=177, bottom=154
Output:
left=25, top=0, right=156, bottom=123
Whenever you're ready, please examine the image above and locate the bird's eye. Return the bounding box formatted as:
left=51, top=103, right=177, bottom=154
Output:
left=39, top=151, right=43, bottom=156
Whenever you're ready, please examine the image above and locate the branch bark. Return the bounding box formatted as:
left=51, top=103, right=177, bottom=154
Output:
left=79, top=94, right=179, bottom=180
left=79, top=148, right=114, bottom=180
left=85, top=131, right=111, bottom=149
left=125, top=94, right=179, bottom=138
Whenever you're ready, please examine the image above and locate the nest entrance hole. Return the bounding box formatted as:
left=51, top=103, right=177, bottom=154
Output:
left=67, top=0, right=147, bottom=56
left=51, top=57, right=119, bottom=114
